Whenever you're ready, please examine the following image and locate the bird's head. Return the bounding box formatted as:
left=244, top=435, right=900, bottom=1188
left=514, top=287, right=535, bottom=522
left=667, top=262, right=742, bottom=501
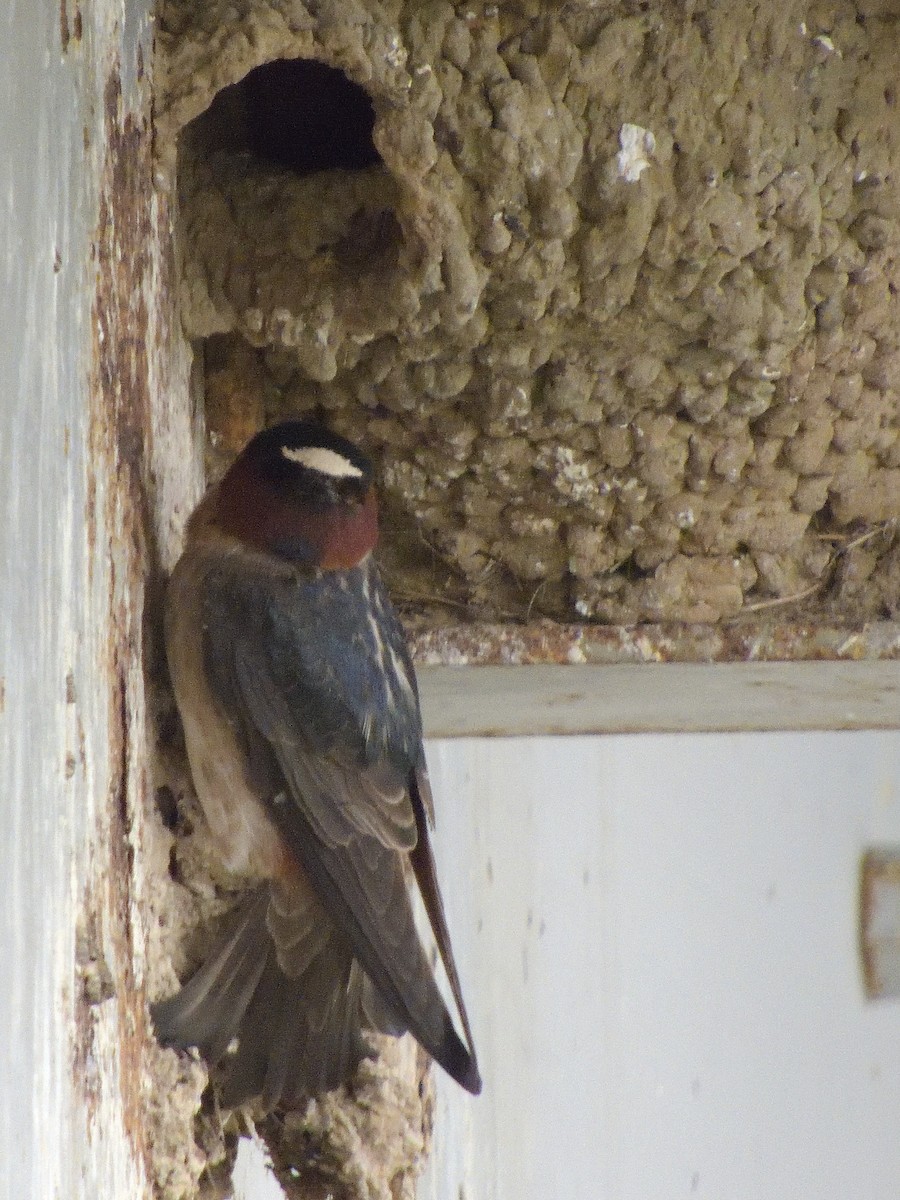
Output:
left=211, top=421, right=379, bottom=569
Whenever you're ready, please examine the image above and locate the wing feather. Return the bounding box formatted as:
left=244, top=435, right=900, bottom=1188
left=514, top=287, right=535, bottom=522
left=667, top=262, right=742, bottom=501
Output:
left=200, top=554, right=480, bottom=1092
left=208, top=562, right=419, bottom=851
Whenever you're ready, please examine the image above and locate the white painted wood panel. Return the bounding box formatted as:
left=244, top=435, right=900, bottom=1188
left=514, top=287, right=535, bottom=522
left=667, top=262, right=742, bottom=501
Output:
left=420, top=732, right=900, bottom=1200
left=2, top=11, right=94, bottom=1196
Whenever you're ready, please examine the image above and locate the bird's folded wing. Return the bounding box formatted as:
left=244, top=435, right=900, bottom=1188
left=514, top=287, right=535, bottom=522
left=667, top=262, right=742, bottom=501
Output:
left=200, top=562, right=480, bottom=1091
left=202, top=561, right=420, bottom=850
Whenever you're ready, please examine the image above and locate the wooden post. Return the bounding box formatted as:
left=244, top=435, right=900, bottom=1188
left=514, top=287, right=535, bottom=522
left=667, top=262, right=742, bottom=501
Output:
left=0, top=3, right=198, bottom=1194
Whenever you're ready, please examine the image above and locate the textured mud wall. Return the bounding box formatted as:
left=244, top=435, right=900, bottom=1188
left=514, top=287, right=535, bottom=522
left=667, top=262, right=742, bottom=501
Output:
left=156, top=0, right=898, bottom=626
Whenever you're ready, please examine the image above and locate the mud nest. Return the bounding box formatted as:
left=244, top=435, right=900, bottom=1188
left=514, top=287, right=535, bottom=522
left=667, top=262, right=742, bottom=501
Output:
left=156, top=1, right=899, bottom=622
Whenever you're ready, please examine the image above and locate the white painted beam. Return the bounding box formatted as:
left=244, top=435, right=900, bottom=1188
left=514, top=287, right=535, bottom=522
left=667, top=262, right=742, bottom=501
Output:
left=418, top=662, right=900, bottom=737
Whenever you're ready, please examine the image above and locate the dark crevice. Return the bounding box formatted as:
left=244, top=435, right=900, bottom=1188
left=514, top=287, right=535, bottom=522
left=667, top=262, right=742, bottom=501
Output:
left=201, top=58, right=382, bottom=176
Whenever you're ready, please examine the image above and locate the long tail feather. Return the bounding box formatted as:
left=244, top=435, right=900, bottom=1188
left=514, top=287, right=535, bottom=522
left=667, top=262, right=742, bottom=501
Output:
left=152, top=886, right=371, bottom=1109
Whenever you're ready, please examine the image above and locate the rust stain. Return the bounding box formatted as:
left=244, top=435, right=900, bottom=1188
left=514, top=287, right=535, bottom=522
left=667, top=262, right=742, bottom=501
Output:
left=59, top=0, right=82, bottom=53
left=72, top=890, right=116, bottom=1127
left=74, top=59, right=156, bottom=1179
left=860, top=850, right=880, bottom=999
left=860, top=848, right=900, bottom=1001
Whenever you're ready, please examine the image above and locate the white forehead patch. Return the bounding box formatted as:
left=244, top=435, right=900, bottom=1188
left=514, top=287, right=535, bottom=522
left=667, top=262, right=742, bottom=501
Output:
left=282, top=445, right=364, bottom=479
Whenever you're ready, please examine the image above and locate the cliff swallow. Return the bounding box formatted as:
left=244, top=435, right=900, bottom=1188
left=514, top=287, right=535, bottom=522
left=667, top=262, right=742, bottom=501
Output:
left=153, top=421, right=481, bottom=1108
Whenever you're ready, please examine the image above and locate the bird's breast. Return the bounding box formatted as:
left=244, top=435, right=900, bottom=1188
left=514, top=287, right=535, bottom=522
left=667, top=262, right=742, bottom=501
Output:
left=165, top=550, right=287, bottom=880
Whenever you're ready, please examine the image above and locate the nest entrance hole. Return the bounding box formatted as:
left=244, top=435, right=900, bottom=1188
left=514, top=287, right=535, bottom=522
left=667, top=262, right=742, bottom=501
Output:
left=192, top=57, right=382, bottom=176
